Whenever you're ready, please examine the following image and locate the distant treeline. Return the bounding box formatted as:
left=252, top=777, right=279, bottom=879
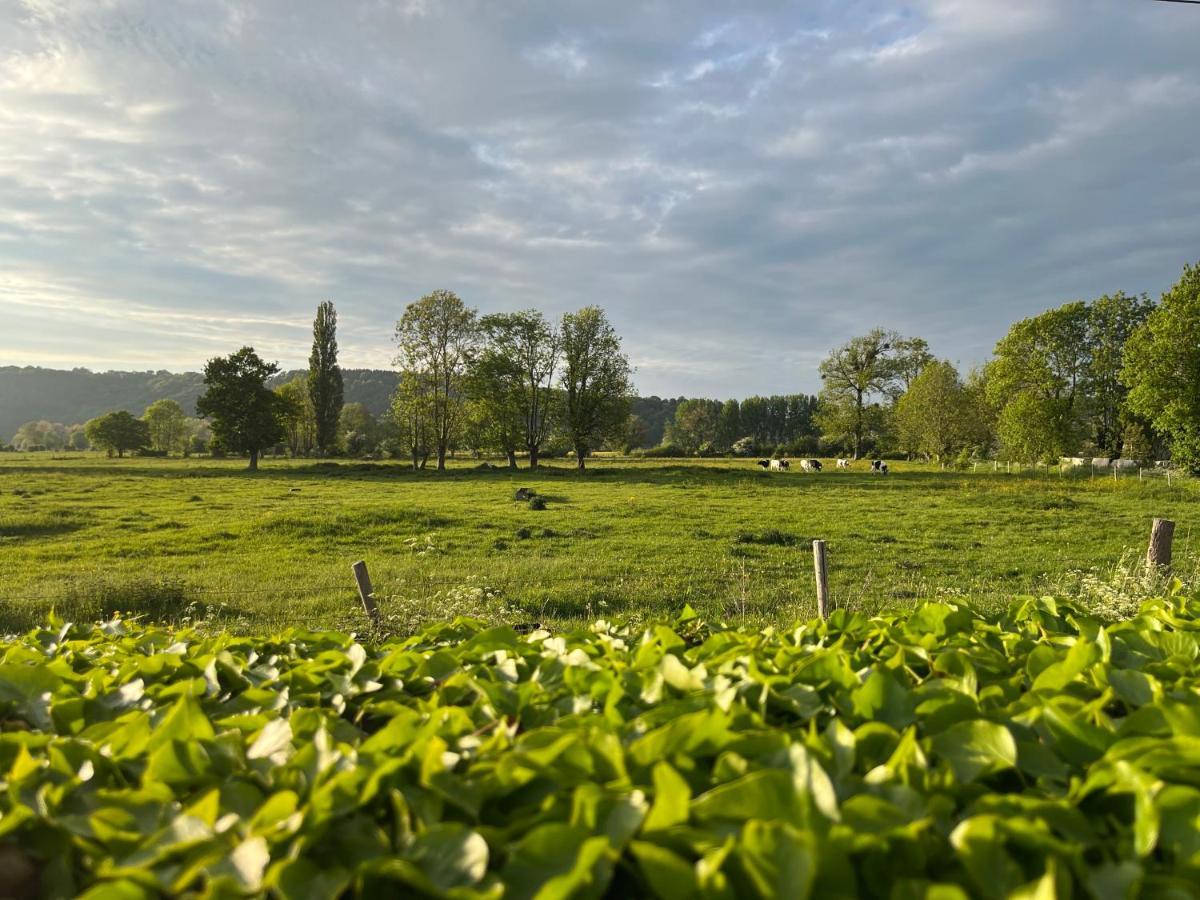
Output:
left=0, top=367, right=398, bottom=443
left=6, top=259, right=1200, bottom=471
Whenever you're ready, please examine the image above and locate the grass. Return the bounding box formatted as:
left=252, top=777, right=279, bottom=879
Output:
left=0, top=453, right=1195, bottom=633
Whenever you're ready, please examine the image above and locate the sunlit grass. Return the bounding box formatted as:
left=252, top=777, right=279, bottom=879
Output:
left=0, top=453, right=1194, bottom=633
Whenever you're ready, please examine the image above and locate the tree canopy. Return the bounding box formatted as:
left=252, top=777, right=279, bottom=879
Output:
left=196, top=347, right=283, bottom=471
left=84, top=411, right=150, bottom=458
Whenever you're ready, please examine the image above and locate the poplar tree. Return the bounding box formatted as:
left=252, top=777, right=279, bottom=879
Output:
left=308, top=301, right=344, bottom=457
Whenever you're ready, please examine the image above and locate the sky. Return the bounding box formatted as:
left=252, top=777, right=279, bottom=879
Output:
left=1, top=0, right=1198, bottom=397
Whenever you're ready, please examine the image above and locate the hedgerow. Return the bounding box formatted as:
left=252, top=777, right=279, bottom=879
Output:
left=1, top=590, right=1199, bottom=898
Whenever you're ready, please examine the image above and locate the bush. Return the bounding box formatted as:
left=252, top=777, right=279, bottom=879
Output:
left=4, top=590, right=1200, bottom=896
left=528, top=496, right=547, bottom=511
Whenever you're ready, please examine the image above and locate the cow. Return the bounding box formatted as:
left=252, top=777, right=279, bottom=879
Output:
left=769, top=458, right=790, bottom=470
left=757, top=459, right=770, bottom=469
left=870, top=459, right=889, bottom=474
left=800, top=459, right=822, bottom=472
left=836, top=458, right=850, bottom=469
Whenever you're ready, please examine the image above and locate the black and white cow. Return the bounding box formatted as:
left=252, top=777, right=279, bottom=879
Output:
left=870, top=459, right=889, bottom=474
left=799, top=459, right=822, bottom=472
left=836, top=458, right=850, bottom=469
left=770, top=458, right=790, bottom=470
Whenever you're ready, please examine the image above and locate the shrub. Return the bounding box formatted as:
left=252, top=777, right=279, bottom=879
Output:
left=528, top=496, right=547, bottom=510
left=4, top=590, right=1200, bottom=896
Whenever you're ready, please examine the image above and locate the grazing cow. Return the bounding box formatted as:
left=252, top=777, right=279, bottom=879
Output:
left=870, top=459, right=889, bottom=474
left=836, top=458, right=850, bottom=469
left=769, top=458, right=790, bottom=470
left=757, top=459, right=771, bottom=469
left=800, top=459, right=822, bottom=472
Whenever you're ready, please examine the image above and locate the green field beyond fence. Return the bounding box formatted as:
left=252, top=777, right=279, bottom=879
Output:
left=0, top=455, right=1195, bottom=634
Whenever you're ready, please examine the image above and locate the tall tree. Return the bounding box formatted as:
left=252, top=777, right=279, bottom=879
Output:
left=196, top=347, right=283, bottom=471
left=471, top=311, right=561, bottom=468
left=84, top=411, right=150, bottom=458
left=142, top=399, right=188, bottom=454
left=393, top=290, right=478, bottom=471
left=560, top=306, right=633, bottom=470
left=307, top=301, right=344, bottom=457
left=817, top=329, right=903, bottom=458
left=1122, top=261, right=1200, bottom=472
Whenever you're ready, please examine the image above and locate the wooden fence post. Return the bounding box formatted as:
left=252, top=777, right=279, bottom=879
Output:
left=352, top=560, right=381, bottom=624
left=1147, top=519, right=1175, bottom=571
left=812, top=540, right=830, bottom=620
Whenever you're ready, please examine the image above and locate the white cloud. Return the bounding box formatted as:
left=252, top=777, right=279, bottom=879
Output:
left=0, top=0, right=1196, bottom=396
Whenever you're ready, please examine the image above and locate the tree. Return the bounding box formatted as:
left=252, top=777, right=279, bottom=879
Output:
left=717, top=400, right=741, bottom=451
left=389, top=371, right=436, bottom=470
left=817, top=329, right=904, bottom=458
left=894, top=360, right=988, bottom=461
left=394, top=290, right=478, bottom=470
left=1123, top=261, right=1200, bottom=472
left=995, top=392, right=1067, bottom=463
left=275, top=379, right=316, bottom=457
left=195, top=347, right=283, bottom=471
left=142, top=399, right=188, bottom=454
left=12, top=420, right=66, bottom=451
left=610, top=414, right=649, bottom=454
left=560, top=306, right=633, bottom=470
left=308, top=301, right=344, bottom=456
left=84, top=411, right=150, bottom=458
left=665, top=399, right=722, bottom=454
left=889, top=336, right=935, bottom=400
left=338, top=402, right=378, bottom=456
left=986, top=303, right=1090, bottom=460
left=467, top=311, right=560, bottom=468
left=1086, top=293, right=1153, bottom=455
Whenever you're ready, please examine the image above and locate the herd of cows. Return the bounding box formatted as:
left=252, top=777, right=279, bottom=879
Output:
left=756, top=458, right=889, bottom=474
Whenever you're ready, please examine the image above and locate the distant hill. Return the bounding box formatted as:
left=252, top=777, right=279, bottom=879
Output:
left=0, top=366, right=399, bottom=442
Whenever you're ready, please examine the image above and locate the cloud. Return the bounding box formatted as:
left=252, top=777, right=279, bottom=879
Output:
left=0, top=0, right=1198, bottom=398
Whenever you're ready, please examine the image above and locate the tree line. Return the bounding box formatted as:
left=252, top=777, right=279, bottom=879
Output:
left=7, top=259, right=1198, bottom=472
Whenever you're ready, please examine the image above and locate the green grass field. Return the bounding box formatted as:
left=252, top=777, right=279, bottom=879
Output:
left=0, top=454, right=1195, bottom=634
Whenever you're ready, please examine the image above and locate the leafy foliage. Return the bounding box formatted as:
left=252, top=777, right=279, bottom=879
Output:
left=1123, top=262, right=1200, bottom=473
left=196, top=347, right=283, bottom=471
left=83, top=410, right=150, bottom=458
left=3, top=589, right=1200, bottom=898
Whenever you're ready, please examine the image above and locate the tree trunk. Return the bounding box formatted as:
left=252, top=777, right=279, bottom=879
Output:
left=437, top=446, right=446, bottom=471
left=575, top=444, right=587, bottom=470
left=507, top=450, right=517, bottom=469
left=411, top=449, right=420, bottom=471
left=529, top=445, right=540, bottom=470
left=248, top=449, right=259, bottom=471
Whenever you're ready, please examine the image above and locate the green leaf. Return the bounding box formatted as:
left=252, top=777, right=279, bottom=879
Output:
left=643, top=762, right=691, bottom=832
left=692, top=770, right=799, bottom=824
left=736, top=820, right=816, bottom=899
left=630, top=841, right=699, bottom=899
left=930, top=720, right=1017, bottom=784
left=407, top=823, right=489, bottom=891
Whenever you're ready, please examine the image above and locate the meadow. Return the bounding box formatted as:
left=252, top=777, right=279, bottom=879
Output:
left=0, top=454, right=1194, bottom=635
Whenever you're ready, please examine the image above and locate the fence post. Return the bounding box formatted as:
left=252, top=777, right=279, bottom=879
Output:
left=1147, top=519, right=1175, bottom=571
left=352, top=560, right=381, bottom=624
left=812, top=540, right=830, bottom=620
